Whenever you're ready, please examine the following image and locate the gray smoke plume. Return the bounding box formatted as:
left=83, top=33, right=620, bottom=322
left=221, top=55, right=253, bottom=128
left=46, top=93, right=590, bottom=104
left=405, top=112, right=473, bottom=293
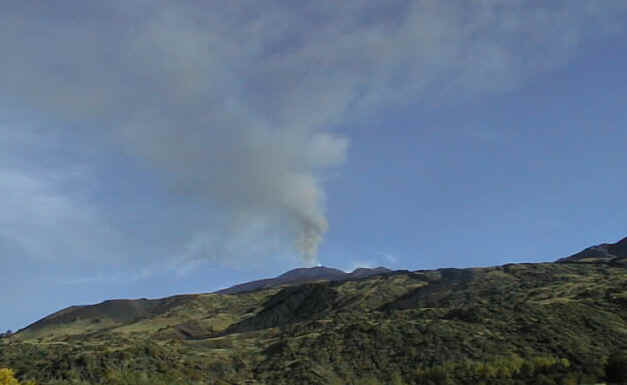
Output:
left=1, top=1, right=626, bottom=267
left=120, top=115, right=346, bottom=265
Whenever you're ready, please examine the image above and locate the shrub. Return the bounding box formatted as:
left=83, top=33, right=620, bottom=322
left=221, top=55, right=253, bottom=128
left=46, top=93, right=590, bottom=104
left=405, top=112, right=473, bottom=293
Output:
left=560, top=373, right=577, bottom=385
left=415, top=354, right=577, bottom=384
left=0, top=369, right=18, bottom=385
left=0, top=369, right=35, bottom=385
left=606, top=351, right=627, bottom=384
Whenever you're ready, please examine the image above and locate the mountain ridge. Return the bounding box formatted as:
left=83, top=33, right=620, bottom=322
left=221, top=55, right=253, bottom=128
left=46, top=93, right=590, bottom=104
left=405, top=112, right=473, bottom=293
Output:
left=15, top=234, right=627, bottom=336
left=14, top=235, right=627, bottom=337
left=3, top=237, right=626, bottom=385
left=14, top=266, right=393, bottom=336
left=215, top=265, right=392, bottom=294
left=557, top=236, right=627, bottom=266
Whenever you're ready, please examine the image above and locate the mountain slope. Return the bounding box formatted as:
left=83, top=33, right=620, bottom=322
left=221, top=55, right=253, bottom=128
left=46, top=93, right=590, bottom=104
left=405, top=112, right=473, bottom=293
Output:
left=22, top=296, right=196, bottom=334
left=557, top=236, right=627, bottom=265
left=1, top=239, right=626, bottom=385
left=216, top=266, right=391, bottom=294
left=15, top=266, right=392, bottom=339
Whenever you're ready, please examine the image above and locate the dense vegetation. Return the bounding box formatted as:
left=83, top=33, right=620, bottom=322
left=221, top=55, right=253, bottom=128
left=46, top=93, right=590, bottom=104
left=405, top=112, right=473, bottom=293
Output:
left=0, top=368, right=35, bottom=385
left=1, top=262, right=626, bottom=384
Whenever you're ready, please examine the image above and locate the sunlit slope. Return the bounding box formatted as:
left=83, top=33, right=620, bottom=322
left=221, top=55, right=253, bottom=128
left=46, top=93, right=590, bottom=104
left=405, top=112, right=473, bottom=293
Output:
left=2, top=262, right=626, bottom=384
left=16, top=266, right=394, bottom=340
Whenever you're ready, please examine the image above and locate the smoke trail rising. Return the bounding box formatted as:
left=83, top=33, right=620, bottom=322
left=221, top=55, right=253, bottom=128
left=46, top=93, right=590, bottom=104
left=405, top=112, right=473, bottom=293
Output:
left=1, top=0, right=625, bottom=266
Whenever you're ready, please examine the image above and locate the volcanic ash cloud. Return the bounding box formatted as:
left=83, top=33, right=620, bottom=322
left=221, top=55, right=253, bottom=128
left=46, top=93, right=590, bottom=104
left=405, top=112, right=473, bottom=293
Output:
left=121, top=117, right=348, bottom=265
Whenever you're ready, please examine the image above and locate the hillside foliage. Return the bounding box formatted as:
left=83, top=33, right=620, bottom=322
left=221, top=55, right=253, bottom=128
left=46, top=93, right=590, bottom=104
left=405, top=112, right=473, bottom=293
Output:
left=0, top=368, right=35, bottom=385
left=1, top=263, right=626, bottom=384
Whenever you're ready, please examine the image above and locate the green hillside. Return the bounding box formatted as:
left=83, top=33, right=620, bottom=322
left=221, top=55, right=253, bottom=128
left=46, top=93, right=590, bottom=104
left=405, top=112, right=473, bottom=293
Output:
left=1, top=262, right=626, bottom=385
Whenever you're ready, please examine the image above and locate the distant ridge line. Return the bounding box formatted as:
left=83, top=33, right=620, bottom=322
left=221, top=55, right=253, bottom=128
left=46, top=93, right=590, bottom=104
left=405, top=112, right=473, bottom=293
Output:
left=557, top=236, right=627, bottom=266
left=215, top=266, right=392, bottom=294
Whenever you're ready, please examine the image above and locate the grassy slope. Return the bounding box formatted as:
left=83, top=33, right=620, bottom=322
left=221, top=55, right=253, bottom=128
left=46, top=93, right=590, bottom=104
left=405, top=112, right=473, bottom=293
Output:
left=1, top=263, right=626, bottom=385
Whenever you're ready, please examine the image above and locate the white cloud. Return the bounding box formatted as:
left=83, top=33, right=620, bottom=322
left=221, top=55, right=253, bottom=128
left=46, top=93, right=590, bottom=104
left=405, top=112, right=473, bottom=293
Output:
left=344, top=260, right=376, bottom=273
left=0, top=166, right=119, bottom=263
left=381, top=253, right=399, bottom=265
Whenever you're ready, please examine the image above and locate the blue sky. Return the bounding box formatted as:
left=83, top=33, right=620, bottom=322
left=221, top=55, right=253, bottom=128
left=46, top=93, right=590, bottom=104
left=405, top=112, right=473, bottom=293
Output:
left=1, top=1, right=626, bottom=332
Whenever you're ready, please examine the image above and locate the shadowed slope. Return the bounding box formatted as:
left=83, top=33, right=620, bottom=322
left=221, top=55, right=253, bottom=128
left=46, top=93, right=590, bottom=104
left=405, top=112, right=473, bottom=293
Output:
left=225, top=283, right=339, bottom=334
left=18, top=295, right=197, bottom=337
left=557, top=236, right=627, bottom=265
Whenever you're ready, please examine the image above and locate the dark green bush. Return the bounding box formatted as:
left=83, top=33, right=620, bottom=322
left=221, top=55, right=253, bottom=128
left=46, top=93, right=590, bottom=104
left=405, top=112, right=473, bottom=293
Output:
left=606, top=351, right=627, bottom=384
